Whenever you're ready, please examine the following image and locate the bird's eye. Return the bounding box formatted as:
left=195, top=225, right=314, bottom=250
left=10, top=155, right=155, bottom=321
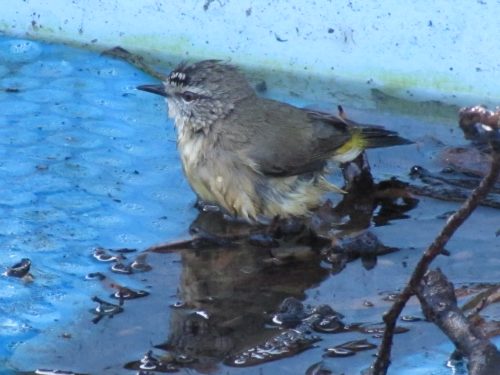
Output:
left=181, top=91, right=197, bottom=102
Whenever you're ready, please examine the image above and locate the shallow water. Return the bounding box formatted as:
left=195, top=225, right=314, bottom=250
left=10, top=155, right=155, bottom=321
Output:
left=0, top=36, right=499, bottom=375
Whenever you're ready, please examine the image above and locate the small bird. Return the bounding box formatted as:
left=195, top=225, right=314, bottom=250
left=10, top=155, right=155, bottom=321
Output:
left=138, top=60, right=411, bottom=223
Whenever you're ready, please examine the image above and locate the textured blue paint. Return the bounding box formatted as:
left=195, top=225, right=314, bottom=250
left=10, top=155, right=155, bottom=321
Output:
left=0, top=36, right=193, bottom=371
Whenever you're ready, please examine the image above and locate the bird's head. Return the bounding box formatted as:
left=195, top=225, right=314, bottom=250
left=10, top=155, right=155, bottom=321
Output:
left=138, top=60, right=255, bottom=132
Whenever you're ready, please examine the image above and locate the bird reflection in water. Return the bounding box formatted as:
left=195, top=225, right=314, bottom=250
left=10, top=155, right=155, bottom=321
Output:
left=126, top=209, right=329, bottom=372
left=125, top=166, right=417, bottom=372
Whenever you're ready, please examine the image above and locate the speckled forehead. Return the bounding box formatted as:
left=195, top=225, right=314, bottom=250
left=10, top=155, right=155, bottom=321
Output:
left=167, top=61, right=227, bottom=88
left=167, top=70, right=190, bottom=87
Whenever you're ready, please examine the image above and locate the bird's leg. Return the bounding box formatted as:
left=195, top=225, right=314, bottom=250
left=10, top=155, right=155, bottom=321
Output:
left=341, top=151, right=375, bottom=195
left=330, top=153, right=377, bottom=230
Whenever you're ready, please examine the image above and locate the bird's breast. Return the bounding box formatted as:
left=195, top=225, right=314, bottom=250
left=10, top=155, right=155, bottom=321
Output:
left=178, top=132, right=205, bottom=171
left=176, top=124, right=217, bottom=203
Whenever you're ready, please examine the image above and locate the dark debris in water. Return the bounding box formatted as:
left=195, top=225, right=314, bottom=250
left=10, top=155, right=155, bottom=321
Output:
left=311, top=314, right=345, bottom=334
left=272, top=296, right=308, bottom=327
left=4, top=258, right=32, bottom=279
left=111, top=286, right=149, bottom=300
left=85, top=271, right=150, bottom=301
left=272, top=297, right=345, bottom=333
left=85, top=272, right=106, bottom=281
left=321, top=230, right=399, bottom=272
left=407, top=109, right=500, bottom=208
left=224, top=328, right=321, bottom=367
left=334, top=338, right=377, bottom=352
left=408, top=164, right=500, bottom=209
left=124, top=350, right=179, bottom=373
left=108, top=247, right=137, bottom=254
left=93, top=247, right=124, bottom=262
left=323, top=339, right=378, bottom=358
left=323, top=338, right=377, bottom=358
left=225, top=297, right=398, bottom=366
left=110, top=260, right=134, bottom=274
left=16, top=370, right=89, bottom=375
left=380, top=291, right=400, bottom=302
left=324, top=346, right=355, bottom=358
left=34, top=370, right=89, bottom=375
left=357, top=322, right=410, bottom=336
left=400, top=315, right=423, bottom=322
left=90, top=296, right=124, bottom=324
left=92, top=247, right=152, bottom=274
left=305, top=361, right=334, bottom=375
left=130, top=253, right=153, bottom=272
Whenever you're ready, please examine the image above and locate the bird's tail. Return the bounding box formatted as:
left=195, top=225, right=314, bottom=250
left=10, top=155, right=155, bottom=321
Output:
left=332, top=126, right=411, bottom=164
left=359, top=126, right=413, bottom=149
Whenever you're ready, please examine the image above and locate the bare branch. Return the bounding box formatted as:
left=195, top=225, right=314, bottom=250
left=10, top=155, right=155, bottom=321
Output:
left=368, top=142, right=500, bottom=375
left=416, top=269, right=500, bottom=375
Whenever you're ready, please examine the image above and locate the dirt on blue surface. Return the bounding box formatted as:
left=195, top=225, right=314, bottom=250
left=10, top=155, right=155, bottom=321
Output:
left=0, top=36, right=499, bottom=375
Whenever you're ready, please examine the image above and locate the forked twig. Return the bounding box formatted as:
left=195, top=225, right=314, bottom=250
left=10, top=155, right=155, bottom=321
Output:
left=416, top=269, right=500, bottom=375
left=369, top=140, right=500, bottom=374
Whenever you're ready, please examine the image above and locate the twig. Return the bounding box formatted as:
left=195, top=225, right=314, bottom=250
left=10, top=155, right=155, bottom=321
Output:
left=368, top=142, right=500, bottom=375
left=416, top=269, right=500, bottom=375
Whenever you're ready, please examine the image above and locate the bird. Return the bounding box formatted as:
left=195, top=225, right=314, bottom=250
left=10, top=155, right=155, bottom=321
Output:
left=137, top=60, right=411, bottom=223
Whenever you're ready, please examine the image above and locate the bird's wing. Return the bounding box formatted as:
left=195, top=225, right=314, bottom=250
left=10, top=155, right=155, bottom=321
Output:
left=236, top=98, right=355, bottom=177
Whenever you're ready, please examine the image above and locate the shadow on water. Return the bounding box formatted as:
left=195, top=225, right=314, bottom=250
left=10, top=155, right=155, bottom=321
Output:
left=123, top=208, right=332, bottom=373
left=154, top=241, right=328, bottom=372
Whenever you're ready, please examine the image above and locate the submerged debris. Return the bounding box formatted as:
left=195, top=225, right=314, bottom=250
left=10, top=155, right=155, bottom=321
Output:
left=407, top=105, right=500, bottom=210
left=111, top=286, right=149, bottom=300
left=110, top=260, right=133, bottom=274
left=323, top=230, right=398, bottom=271
left=84, top=271, right=150, bottom=300
left=226, top=297, right=384, bottom=366
left=357, top=323, right=410, bottom=337
left=93, top=247, right=123, bottom=262
left=130, top=253, right=153, bottom=272
left=34, top=369, right=89, bottom=375
left=110, top=253, right=152, bottom=274
left=85, top=272, right=106, bottom=281
left=400, top=315, right=423, bottom=322
left=324, top=346, right=355, bottom=357
left=90, top=296, right=124, bottom=324
left=271, top=297, right=345, bottom=332
left=92, top=247, right=152, bottom=274
left=409, top=165, right=500, bottom=209
left=4, top=258, right=32, bottom=279
left=324, top=338, right=377, bottom=358
left=108, top=248, right=137, bottom=254
left=272, top=296, right=308, bottom=327
left=124, top=350, right=179, bottom=373
left=305, top=361, right=334, bottom=375
left=224, top=328, right=320, bottom=367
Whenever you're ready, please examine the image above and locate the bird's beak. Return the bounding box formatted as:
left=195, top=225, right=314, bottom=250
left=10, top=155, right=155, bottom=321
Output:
left=137, top=84, right=168, bottom=97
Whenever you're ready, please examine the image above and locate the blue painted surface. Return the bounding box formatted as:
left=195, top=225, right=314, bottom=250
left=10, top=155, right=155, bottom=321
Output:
left=0, top=36, right=193, bottom=372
